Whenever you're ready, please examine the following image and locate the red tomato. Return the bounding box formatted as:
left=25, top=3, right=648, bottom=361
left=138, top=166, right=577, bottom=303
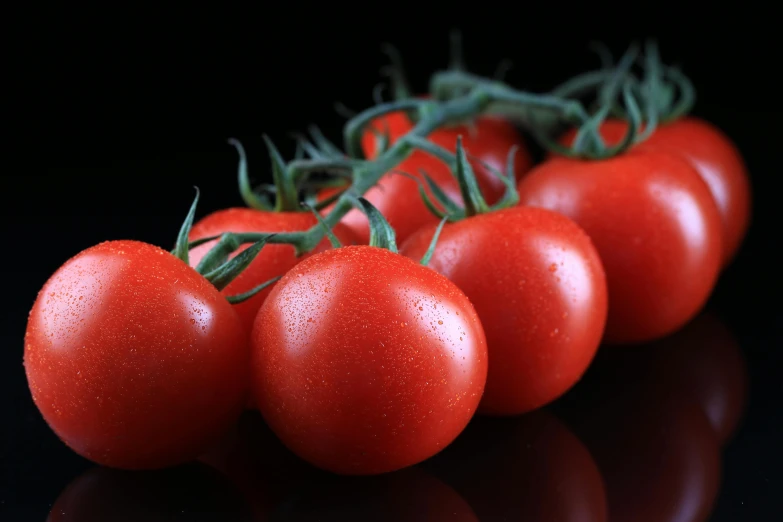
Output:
left=401, top=207, right=607, bottom=415
left=517, top=151, right=723, bottom=344
left=251, top=245, right=488, bottom=475
left=568, top=385, right=721, bottom=522
left=24, top=240, right=249, bottom=469
left=188, top=208, right=359, bottom=332
left=46, top=463, right=253, bottom=522
left=558, top=118, right=751, bottom=265
left=319, top=111, right=532, bottom=244
left=427, top=411, right=607, bottom=522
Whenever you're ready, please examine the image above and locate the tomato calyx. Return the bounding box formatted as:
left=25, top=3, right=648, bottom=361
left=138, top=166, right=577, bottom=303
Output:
left=404, top=135, right=519, bottom=223
left=231, top=135, right=360, bottom=214
left=172, top=188, right=280, bottom=304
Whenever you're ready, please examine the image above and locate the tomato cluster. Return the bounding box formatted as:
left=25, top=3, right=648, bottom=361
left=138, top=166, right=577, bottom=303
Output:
left=23, top=40, right=750, bottom=477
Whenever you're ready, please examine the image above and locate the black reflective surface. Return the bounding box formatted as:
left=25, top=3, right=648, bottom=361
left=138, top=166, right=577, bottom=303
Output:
left=6, top=311, right=761, bottom=521
left=4, top=7, right=781, bottom=522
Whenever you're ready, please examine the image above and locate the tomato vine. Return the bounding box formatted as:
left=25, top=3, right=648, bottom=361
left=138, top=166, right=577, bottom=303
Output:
left=186, top=38, right=690, bottom=278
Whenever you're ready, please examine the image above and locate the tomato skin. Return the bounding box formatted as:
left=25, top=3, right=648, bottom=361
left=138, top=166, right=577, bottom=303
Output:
left=251, top=245, right=488, bottom=475
left=517, top=151, right=723, bottom=344
left=188, top=208, right=359, bottom=332
left=558, top=118, right=751, bottom=265
left=427, top=411, right=607, bottom=522
left=24, top=240, right=249, bottom=470
left=319, top=111, right=532, bottom=245
left=400, top=207, right=607, bottom=415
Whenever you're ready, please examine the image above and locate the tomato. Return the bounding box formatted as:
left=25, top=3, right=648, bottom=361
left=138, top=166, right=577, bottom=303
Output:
left=251, top=245, right=488, bottom=475
left=427, top=411, right=607, bottom=522
left=558, top=118, right=751, bottom=265
left=517, top=151, right=723, bottom=344
left=24, top=240, right=249, bottom=469
left=401, top=207, right=607, bottom=415
left=188, top=208, right=359, bottom=332
left=47, top=463, right=253, bottom=522
left=319, top=111, right=532, bottom=244
left=565, top=379, right=721, bottom=522
left=271, top=467, right=478, bottom=521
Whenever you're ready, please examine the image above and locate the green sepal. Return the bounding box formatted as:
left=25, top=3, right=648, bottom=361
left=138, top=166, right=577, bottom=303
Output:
left=195, top=233, right=242, bottom=274
left=172, top=187, right=200, bottom=265
left=420, top=217, right=449, bottom=266
left=380, top=43, right=413, bottom=101
left=230, top=138, right=274, bottom=212
left=308, top=125, right=344, bottom=159
left=202, top=235, right=274, bottom=291
left=226, top=276, right=281, bottom=304
left=349, top=195, right=398, bottom=253
left=261, top=135, right=300, bottom=212
left=302, top=203, right=342, bottom=249
left=453, top=137, right=489, bottom=217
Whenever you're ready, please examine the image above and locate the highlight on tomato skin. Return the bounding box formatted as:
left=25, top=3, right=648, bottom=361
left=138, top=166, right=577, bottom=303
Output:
left=266, top=465, right=479, bottom=522
left=24, top=240, right=250, bottom=470
left=318, top=109, right=533, bottom=245
left=423, top=410, right=608, bottom=522
left=556, top=117, right=752, bottom=266
left=188, top=207, right=360, bottom=332
left=46, top=462, right=254, bottom=522
left=400, top=206, right=608, bottom=416
left=517, top=149, right=724, bottom=345
left=250, top=245, right=489, bottom=476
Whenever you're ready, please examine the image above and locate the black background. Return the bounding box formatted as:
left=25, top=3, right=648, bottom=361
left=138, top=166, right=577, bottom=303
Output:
left=3, top=6, right=781, bottom=521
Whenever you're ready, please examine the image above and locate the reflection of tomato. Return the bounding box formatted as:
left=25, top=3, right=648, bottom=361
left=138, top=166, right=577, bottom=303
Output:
left=558, top=118, right=751, bottom=265
left=319, top=110, right=532, bottom=244
left=400, top=207, right=607, bottom=415
left=564, top=377, right=721, bottom=522
left=426, top=411, right=607, bottom=522
left=189, top=209, right=359, bottom=332
left=47, top=463, right=253, bottom=522
left=518, top=151, right=723, bottom=344
left=199, top=412, right=318, bottom=521
left=268, top=466, right=478, bottom=522
left=637, top=313, right=747, bottom=444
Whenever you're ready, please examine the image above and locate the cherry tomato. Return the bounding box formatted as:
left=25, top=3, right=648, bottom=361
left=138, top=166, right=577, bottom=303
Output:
left=427, top=411, right=607, bottom=522
left=47, top=463, right=253, bottom=522
left=271, top=467, right=478, bottom=521
left=319, top=111, right=532, bottom=245
left=188, top=208, right=359, bottom=332
left=251, top=245, right=488, bottom=475
left=401, top=207, right=607, bottom=415
left=566, top=383, right=721, bottom=522
left=24, top=240, right=249, bottom=469
left=517, top=151, right=723, bottom=344
left=558, top=118, right=751, bottom=265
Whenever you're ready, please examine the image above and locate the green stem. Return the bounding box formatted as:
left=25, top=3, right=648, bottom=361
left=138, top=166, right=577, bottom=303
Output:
left=343, top=99, right=429, bottom=159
